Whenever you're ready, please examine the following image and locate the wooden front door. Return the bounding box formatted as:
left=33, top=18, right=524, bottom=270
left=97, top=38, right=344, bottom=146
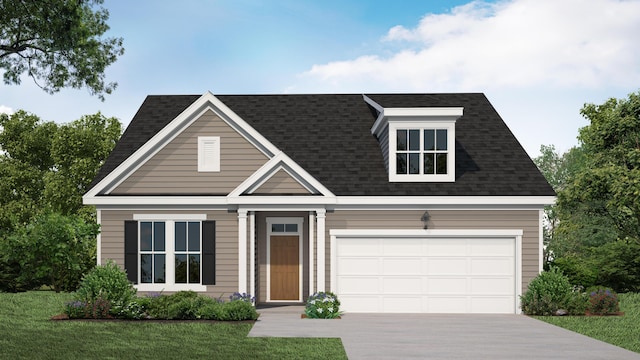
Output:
left=269, top=235, right=300, bottom=300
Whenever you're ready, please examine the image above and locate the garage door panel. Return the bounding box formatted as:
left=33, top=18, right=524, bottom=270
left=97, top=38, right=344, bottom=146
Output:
left=335, top=235, right=517, bottom=314
left=427, top=238, right=468, bottom=256
left=382, top=258, right=421, bottom=275
left=471, top=277, right=514, bottom=294
left=383, top=296, right=422, bottom=313
left=382, top=277, right=422, bottom=294
left=426, top=297, right=468, bottom=313
left=339, top=239, right=380, bottom=256
left=339, top=258, right=379, bottom=275
left=427, top=277, right=467, bottom=294
left=338, top=276, right=379, bottom=294
left=470, top=239, right=514, bottom=256
left=426, top=258, right=467, bottom=275
left=382, top=238, right=424, bottom=255
left=471, top=258, right=514, bottom=275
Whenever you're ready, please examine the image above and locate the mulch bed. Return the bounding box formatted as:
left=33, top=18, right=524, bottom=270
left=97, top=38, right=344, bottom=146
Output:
left=50, top=313, right=256, bottom=323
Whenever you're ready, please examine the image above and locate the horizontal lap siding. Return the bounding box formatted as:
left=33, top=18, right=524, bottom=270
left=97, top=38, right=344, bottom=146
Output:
left=325, top=209, right=539, bottom=294
left=253, top=169, right=311, bottom=195
left=100, top=209, right=239, bottom=298
left=112, top=110, right=268, bottom=195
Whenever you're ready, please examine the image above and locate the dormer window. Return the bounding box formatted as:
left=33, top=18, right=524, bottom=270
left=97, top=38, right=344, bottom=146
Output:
left=389, top=121, right=456, bottom=182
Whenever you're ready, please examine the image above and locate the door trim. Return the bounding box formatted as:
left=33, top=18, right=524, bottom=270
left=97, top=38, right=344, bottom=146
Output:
left=266, top=217, right=304, bottom=302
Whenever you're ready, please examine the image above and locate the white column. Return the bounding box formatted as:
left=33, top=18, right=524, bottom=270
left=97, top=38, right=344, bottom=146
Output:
left=249, top=211, right=256, bottom=298
left=308, top=211, right=315, bottom=296
left=96, top=209, right=102, bottom=265
left=316, top=209, right=326, bottom=292
left=238, top=209, right=248, bottom=293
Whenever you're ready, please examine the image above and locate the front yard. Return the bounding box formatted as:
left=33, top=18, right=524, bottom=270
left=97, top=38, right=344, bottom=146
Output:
left=0, top=291, right=347, bottom=359
left=536, top=292, right=640, bottom=353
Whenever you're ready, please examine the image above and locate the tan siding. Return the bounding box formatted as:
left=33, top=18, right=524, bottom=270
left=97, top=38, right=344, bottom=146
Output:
left=325, top=210, right=540, bottom=294
left=252, top=169, right=311, bottom=195
left=100, top=209, right=239, bottom=298
left=112, top=110, right=269, bottom=195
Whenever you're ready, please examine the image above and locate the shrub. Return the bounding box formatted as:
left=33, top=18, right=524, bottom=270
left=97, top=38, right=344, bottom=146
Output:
left=520, top=267, right=588, bottom=316
left=218, top=299, right=259, bottom=321
left=587, top=287, right=620, bottom=315
left=305, top=291, right=342, bottom=319
left=74, top=260, right=136, bottom=317
left=64, top=300, right=87, bottom=319
left=145, top=291, right=257, bottom=320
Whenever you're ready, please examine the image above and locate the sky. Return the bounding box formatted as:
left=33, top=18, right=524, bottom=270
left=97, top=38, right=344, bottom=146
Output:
left=1, top=0, right=640, bottom=157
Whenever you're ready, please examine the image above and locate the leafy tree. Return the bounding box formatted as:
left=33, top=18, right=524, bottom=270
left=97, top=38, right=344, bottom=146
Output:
left=0, top=0, right=124, bottom=99
left=0, top=110, right=121, bottom=233
left=0, top=212, right=99, bottom=292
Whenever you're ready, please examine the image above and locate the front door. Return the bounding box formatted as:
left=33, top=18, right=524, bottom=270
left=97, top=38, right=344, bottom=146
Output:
left=270, top=235, right=299, bottom=300
left=267, top=218, right=303, bottom=301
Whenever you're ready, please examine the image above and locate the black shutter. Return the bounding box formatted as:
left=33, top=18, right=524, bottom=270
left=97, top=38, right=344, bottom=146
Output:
left=124, top=220, right=138, bottom=284
left=202, top=220, right=216, bottom=285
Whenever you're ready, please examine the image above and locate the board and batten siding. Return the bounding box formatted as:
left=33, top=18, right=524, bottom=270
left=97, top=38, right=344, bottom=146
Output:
left=111, top=110, right=269, bottom=195
left=325, top=209, right=540, bottom=295
left=100, top=209, right=239, bottom=297
left=252, top=169, right=311, bottom=195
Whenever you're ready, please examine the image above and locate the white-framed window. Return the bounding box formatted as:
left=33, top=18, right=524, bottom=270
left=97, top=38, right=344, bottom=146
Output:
left=125, top=214, right=213, bottom=292
left=198, top=136, right=220, bottom=172
left=388, top=122, right=455, bottom=182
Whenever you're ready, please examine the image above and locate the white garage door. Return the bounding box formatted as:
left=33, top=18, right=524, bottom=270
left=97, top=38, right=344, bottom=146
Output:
left=332, top=231, right=519, bottom=314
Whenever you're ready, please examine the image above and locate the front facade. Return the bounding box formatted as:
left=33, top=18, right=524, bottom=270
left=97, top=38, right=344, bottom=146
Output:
left=84, top=92, right=554, bottom=314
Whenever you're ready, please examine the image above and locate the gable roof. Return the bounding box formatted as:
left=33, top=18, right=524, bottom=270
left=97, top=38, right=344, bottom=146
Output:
left=90, top=93, right=554, bottom=197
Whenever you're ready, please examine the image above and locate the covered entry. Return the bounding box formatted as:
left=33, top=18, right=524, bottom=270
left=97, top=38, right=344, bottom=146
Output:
left=330, top=229, right=522, bottom=314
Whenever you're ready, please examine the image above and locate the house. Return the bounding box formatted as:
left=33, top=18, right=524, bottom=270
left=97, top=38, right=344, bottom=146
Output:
left=83, top=92, right=555, bottom=314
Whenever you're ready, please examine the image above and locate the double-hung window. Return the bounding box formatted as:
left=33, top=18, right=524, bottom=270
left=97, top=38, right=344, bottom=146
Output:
left=125, top=215, right=215, bottom=291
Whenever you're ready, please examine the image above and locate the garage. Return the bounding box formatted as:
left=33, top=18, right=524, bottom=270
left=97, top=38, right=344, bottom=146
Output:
left=330, top=229, right=522, bottom=314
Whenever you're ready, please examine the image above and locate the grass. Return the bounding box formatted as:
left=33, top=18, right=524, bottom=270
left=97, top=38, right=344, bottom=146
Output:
left=0, top=291, right=347, bottom=360
left=535, top=292, right=640, bottom=353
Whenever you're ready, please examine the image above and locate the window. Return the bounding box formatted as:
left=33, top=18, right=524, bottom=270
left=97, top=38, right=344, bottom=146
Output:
left=198, top=136, right=220, bottom=172
left=125, top=216, right=215, bottom=291
left=389, top=122, right=455, bottom=182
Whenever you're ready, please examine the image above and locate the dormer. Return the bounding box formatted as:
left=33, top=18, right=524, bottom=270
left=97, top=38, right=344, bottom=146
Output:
left=365, top=95, right=463, bottom=182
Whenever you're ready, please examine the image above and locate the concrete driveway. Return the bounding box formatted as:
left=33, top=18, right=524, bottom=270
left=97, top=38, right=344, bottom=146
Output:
left=249, top=306, right=640, bottom=359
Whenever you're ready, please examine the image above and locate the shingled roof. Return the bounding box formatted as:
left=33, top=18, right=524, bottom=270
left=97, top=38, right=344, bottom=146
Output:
left=90, top=93, right=554, bottom=197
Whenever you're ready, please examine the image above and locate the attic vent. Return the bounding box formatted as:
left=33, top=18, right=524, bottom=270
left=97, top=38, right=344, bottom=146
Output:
left=198, top=136, right=220, bottom=172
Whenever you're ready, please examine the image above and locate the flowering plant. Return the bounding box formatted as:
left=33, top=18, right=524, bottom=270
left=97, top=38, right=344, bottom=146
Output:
left=229, top=292, right=255, bottom=304
left=305, top=291, right=342, bottom=319
left=588, top=287, right=619, bottom=315
left=64, top=300, right=87, bottom=319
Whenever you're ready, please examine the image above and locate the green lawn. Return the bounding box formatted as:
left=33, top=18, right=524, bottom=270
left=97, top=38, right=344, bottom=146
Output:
left=0, top=291, right=347, bottom=360
left=536, top=292, right=640, bottom=353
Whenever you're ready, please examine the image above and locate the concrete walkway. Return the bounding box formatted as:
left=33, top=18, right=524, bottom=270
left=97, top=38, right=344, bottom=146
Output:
left=249, top=306, right=640, bottom=359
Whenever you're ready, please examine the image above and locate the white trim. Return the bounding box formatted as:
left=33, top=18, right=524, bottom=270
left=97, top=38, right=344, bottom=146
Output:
left=133, top=214, right=207, bottom=220
left=238, top=209, right=248, bottom=294
left=83, top=92, right=282, bottom=200
left=316, top=209, right=326, bottom=292
left=385, top=107, right=464, bottom=117
left=539, top=208, right=544, bottom=273
left=197, top=136, right=220, bottom=172
left=266, top=217, right=304, bottom=302
left=228, top=151, right=335, bottom=198
left=308, top=211, right=315, bottom=296
left=96, top=209, right=102, bottom=266
left=329, top=228, right=523, bottom=314
left=249, top=211, right=256, bottom=298
left=86, top=195, right=554, bottom=207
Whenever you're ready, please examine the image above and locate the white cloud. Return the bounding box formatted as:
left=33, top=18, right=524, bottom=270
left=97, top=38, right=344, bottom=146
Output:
left=0, top=105, right=13, bottom=115
left=300, top=0, right=640, bottom=92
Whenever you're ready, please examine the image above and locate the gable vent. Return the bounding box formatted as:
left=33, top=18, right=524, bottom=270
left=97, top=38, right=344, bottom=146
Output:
left=198, top=136, right=220, bottom=172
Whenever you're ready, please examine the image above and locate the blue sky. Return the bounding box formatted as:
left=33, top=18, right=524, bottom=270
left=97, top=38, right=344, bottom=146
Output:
left=2, top=0, right=640, bottom=157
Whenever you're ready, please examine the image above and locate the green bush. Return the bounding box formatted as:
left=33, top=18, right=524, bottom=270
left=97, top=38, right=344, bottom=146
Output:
left=587, top=287, right=620, bottom=315
left=145, top=291, right=257, bottom=320
left=74, top=260, right=137, bottom=317
left=218, top=299, right=258, bottom=321
left=305, top=291, right=342, bottom=319
left=520, top=267, right=588, bottom=315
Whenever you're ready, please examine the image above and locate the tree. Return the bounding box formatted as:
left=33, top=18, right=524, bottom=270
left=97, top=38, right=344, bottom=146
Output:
left=0, top=0, right=124, bottom=100
left=551, top=91, right=640, bottom=291
left=0, top=110, right=121, bottom=232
